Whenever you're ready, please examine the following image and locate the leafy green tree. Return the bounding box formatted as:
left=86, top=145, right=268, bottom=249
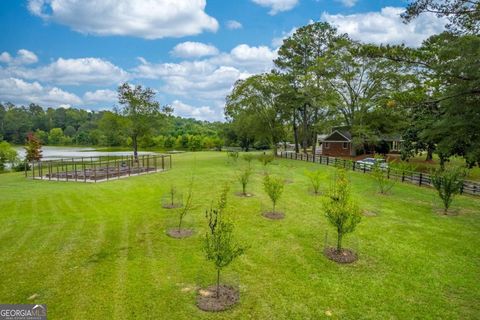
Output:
left=226, top=73, right=289, bottom=155
left=118, top=82, right=161, bottom=159
left=204, top=185, right=245, bottom=298
left=324, top=169, right=361, bottom=252
left=402, top=0, right=480, bottom=34
left=0, top=141, right=18, bottom=171
left=237, top=166, right=253, bottom=196
left=258, top=153, right=274, bottom=173
left=305, top=169, right=323, bottom=195
left=431, top=167, right=465, bottom=214
left=263, top=175, right=285, bottom=213
left=371, top=157, right=395, bottom=194
left=48, top=128, right=65, bottom=145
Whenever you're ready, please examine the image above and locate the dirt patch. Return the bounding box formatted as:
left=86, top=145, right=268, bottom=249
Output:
left=166, top=228, right=194, bottom=239
left=324, top=247, right=357, bottom=264
left=363, top=210, right=377, bottom=217
left=162, top=203, right=183, bottom=209
left=262, top=211, right=285, bottom=220
left=284, top=179, right=294, bottom=184
left=196, top=285, right=239, bottom=312
left=434, top=208, right=461, bottom=216
left=235, top=192, right=254, bottom=198
left=309, top=191, right=323, bottom=196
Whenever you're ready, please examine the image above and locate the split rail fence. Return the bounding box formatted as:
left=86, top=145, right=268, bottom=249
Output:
left=277, top=151, right=480, bottom=197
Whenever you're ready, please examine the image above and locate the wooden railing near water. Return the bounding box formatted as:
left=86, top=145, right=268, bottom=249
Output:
left=277, top=151, right=480, bottom=197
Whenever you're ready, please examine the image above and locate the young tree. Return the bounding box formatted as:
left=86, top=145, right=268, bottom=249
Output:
left=371, top=157, right=395, bottom=194
left=118, top=82, right=161, bottom=160
left=168, top=177, right=195, bottom=238
left=324, top=169, right=361, bottom=254
left=204, top=185, right=245, bottom=299
left=24, top=132, right=42, bottom=162
left=263, top=175, right=285, bottom=214
left=305, top=169, right=323, bottom=195
left=0, top=141, right=18, bottom=171
left=431, top=167, right=465, bottom=214
left=227, top=151, right=239, bottom=163
left=242, top=153, right=255, bottom=164
left=237, top=166, right=253, bottom=196
left=258, top=153, right=274, bottom=174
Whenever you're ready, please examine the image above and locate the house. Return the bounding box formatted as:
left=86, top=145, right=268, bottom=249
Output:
left=316, top=130, right=403, bottom=157
left=316, top=130, right=354, bottom=157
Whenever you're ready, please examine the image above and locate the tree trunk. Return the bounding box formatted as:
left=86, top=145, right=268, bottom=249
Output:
left=302, top=103, right=308, bottom=154
left=293, top=112, right=299, bottom=153
left=216, top=269, right=221, bottom=299
left=132, top=134, right=138, bottom=161
left=337, top=230, right=343, bottom=252
left=426, top=145, right=434, bottom=161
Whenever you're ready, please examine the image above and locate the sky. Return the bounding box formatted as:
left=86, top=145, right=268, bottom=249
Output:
left=0, top=0, right=447, bottom=121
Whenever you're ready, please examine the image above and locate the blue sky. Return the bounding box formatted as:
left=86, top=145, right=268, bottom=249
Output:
left=0, top=0, right=446, bottom=121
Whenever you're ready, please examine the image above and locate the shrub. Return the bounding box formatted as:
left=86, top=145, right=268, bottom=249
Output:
left=204, top=185, right=245, bottom=298
left=323, top=169, right=361, bottom=252
left=242, top=153, right=255, bottom=164
left=431, top=167, right=465, bottom=214
left=227, top=151, right=239, bottom=163
left=371, top=157, right=395, bottom=194
left=237, top=166, right=253, bottom=196
left=258, top=153, right=274, bottom=167
left=0, top=141, right=18, bottom=171
left=263, top=175, right=284, bottom=213
left=305, top=169, right=323, bottom=195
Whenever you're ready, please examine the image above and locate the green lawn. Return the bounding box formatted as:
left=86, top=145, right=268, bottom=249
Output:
left=0, top=152, right=479, bottom=319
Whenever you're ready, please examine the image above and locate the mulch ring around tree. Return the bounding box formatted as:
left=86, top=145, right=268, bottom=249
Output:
left=162, top=203, right=183, bottom=209
left=324, top=247, right=357, bottom=264
left=235, top=192, right=254, bottom=198
left=284, top=179, right=294, bottom=184
left=262, top=211, right=285, bottom=220
left=166, top=228, right=194, bottom=239
left=196, top=285, right=239, bottom=312
left=434, top=208, right=461, bottom=216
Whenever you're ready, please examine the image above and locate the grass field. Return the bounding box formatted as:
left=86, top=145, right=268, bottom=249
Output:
left=0, top=152, right=479, bottom=319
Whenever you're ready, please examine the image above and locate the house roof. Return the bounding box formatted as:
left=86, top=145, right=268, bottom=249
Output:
left=318, top=130, right=352, bottom=142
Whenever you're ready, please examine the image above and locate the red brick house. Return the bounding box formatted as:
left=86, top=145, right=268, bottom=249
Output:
left=316, top=130, right=354, bottom=157
left=316, top=130, right=403, bottom=157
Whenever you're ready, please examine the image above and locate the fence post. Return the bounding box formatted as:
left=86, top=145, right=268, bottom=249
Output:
left=402, top=171, right=405, bottom=182
left=83, top=158, right=87, bottom=182
left=352, top=161, right=356, bottom=171
left=419, top=173, right=423, bottom=186
left=162, top=155, right=165, bottom=170
left=327, top=157, right=329, bottom=166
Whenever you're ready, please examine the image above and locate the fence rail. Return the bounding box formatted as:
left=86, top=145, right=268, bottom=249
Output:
left=25, top=154, right=172, bottom=183
left=277, top=151, right=480, bottom=197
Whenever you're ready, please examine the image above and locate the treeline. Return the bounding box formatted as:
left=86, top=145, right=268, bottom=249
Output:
left=225, top=0, right=480, bottom=167
left=0, top=102, right=227, bottom=150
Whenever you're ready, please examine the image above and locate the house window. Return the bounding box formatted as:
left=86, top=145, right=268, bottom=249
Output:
left=324, top=142, right=330, bottom=149
left=343, top=142, right=348, bottom=149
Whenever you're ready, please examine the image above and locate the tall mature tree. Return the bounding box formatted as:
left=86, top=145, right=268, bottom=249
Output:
left=275, top=22, right=341, bottom=153
left=225, top=73, right=288, bottom=155
left=402, top=0, right=480, bottom=34
left=118, top=82, right=161, bottom=159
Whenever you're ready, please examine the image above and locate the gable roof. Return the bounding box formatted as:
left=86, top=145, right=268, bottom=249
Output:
left=318, top=130, right=352, bottom=142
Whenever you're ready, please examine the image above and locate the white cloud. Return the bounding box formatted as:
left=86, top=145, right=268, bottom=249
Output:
left=171, top=100, right=219, bottom=121
left=271, top=26, right=297, bottom=47
left=322, top=7, right=446, bottom=47
left=252, top=0, right=298, bottom=15
left=83, top=89, right=117, bottom=104
left=134, top=44, right=275, bottom=105
left=9, top=57, right=128, bottom=85
left=28, top=0, right=219, bottom=39
left=336, top=0, right=357, bottom=8
left=0, top=49, right=38, bottom=65
left=0, top=77, right=81, bottom=107
left=170, top=42, right=219, bottom=58
left=226, top=20, right=243, bottom=30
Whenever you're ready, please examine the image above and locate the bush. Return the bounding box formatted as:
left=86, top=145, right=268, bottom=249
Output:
left=237, top=166, right=253, bottom=196
left=204, top=185, right=245, bottom=298
left=371, top=157, right=395, bottom=194
left=323, top=169, right=361, bottom=252
left=305, top=169, right=323, bottom=195
left=431, top=167, right=465, bottom=214
left=263, top=175, right=285, bottom=213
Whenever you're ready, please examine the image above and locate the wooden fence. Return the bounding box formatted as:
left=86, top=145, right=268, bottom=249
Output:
left=25, top=154, right=172, bottom=182
left=277, top=151, right=480, bottom=197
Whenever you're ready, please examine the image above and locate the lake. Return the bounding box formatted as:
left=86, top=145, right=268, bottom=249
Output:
left=14, top=146, right=157, bottom=161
